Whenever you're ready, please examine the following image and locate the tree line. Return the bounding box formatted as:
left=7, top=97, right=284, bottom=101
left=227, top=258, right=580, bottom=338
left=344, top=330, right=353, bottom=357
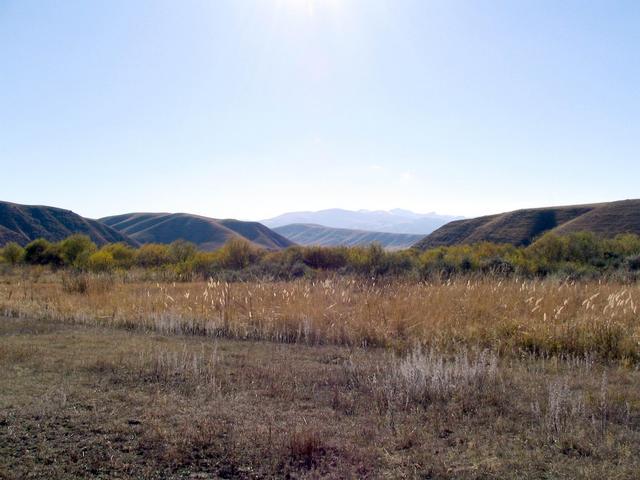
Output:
left=2, top=231, right=640, bottom=280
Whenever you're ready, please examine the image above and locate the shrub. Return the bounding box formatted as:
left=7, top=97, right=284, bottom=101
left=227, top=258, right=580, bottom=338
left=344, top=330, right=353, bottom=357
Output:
left=59, top=234, right=97, bottom=267
left=218, top=238, right=262, bottom=270
left=610, top=233, right=640, bottom=257
left=136, top=244, right=171, bottom=268
left=258, top=248, right=311, bottom=280
left=102, top=243, right=136, bottom=269
left=625, top=254, right=640, bottom=271
left=169, top=240, right=198, bottom=264
left=301, top=247, right=347, bottom=270
left=1, top=242, right=25, bottom=264
left=527, top=233, right=566, bottom=264
left=347, top=243, right=390, bottom=276
left=386, top=250, right=419, bottom=276
left=563, top=232, right=602, bottom=264
left=87, top=250, right=116, bottom=272
left=395, top=348, right=499, bottom=405
left=24, top=239, right=63, bottom=266
left=480, top=257, right=515, bottom=276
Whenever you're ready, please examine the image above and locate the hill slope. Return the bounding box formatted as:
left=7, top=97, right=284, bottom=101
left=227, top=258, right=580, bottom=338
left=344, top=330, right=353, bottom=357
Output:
left=274, top=224, right=424, bottom=250
left=262, top=208, right=460, bottom=235
left=100, top=213, right=294, bottom=251
left=414, top=200, right=640, bottom=250
left=0, top=201, right=136, bottom=246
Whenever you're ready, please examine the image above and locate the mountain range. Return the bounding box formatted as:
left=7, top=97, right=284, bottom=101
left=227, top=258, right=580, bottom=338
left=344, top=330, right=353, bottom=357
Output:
left=2, top=200, right=639, bottom=252
left=262, top=208, right=461, bottom=235
left=272, top=224, right=425, bottom=250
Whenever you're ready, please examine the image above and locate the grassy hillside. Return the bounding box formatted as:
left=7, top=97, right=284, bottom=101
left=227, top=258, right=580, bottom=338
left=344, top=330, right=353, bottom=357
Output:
left=0, top=201, right=136, bottom=246
left=274, top=223, right=424, bottom=249
left=415, top=199, right=640, bottom=249
left=100, top=212, right=294, bottom=251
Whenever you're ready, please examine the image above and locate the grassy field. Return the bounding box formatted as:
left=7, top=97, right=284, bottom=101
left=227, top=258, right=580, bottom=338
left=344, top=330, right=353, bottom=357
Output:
left=1, top=269, right=640, bottom=478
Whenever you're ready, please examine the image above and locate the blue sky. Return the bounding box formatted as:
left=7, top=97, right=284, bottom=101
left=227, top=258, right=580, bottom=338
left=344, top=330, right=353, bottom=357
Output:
left=1, top=0, right=638, bottom=220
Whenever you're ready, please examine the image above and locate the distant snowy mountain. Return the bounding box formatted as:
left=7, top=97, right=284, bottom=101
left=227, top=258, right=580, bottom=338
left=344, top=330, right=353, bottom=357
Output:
left=262, top=208, right=462, bottom=235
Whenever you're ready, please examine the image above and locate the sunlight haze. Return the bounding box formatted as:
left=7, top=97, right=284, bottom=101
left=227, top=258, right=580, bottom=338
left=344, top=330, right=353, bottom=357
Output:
left=1, top=0, right=639, bottom=220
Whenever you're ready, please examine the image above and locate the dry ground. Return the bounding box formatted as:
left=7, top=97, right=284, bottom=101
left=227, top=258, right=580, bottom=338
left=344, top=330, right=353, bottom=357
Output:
left=1, top=315, right=640, bottom=479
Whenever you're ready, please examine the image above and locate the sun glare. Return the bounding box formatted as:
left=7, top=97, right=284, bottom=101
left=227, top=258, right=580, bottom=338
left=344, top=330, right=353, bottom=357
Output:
left=275, top=0, right=344, bottom=17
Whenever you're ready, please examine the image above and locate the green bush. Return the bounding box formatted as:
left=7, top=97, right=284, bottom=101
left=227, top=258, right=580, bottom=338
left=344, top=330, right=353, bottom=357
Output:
left=347, top=243, right=390, bottom=276
left=188, top=251, right=220, bottom=278
left=102, top=243, right=136, bottom=269
left=59, top=234, right=97, bottom=267
left=9, top=231, right=640, bottom=279
left=24, top=239, right=63, bottom=266
left=87, top=250, right=116, bottom=273
left=135, top=244, right=171, bottom=268
left=169, top=240, right=197, bottom=264
left=1, top=242, right=25, bottom=264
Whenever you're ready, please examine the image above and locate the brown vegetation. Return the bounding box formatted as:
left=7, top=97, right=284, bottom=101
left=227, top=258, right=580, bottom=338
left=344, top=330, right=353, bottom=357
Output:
left=1, top=269, right=639, bottom=478
left=2, top=272, right=639, bottom=361
left=1, top=316, right=639, bottom=478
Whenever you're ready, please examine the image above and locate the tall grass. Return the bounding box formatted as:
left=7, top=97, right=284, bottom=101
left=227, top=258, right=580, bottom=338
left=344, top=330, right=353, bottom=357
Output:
left=1, top=273, right=639, bottom=361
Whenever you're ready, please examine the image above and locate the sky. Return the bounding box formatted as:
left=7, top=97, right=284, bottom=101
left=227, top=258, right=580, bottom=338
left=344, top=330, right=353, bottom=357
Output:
left=1, top=0, right=639, bottom=221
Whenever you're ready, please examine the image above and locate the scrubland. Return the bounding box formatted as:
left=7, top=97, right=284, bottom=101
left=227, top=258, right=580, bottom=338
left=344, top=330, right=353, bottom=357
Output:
left=2, top=269, right=639, bottom=359
left=1, top=268, right=639, bottom=478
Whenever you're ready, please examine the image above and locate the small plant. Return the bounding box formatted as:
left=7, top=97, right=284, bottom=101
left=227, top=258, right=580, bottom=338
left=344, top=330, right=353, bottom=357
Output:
left=383, top=347, right=500, bottom=409
left=287, top=429, right=325, bottom=469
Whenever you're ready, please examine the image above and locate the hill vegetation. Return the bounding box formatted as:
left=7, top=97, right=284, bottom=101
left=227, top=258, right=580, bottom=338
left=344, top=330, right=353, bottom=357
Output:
left=273, top=223, right=424, bottom=249
left=100, top=212, right=293, bottom=251
left=415, top=199, right=640, bottom=249
left=3, top=230, right=640, bottom=282
left=0, top=201, right=135, bottom=246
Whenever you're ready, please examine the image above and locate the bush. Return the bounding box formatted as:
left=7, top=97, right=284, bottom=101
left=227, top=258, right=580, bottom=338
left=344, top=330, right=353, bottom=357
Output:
left=480, top=257, right=515, bottom=276
left=301, top=247, right=347, bottom=270
left=386, top=250, right=418, bottom=276
left=257, top=248, right=311, bottom=280
left=347, top=243, right=390, bottom=276
left=185, top=251, right=219, bottom=278
left=218, top=238, right=262, bottom=270
left=87, top=250, right=116, bottom=272
left=59, top=234, right=97, bottom=267
left=169, top=240, right=197, bottom=264
left=563, top=232, right=602, bottom=264
left=527, top=233, right=566, bottom=264
left=625, top=254, right=640, bottom=271
left=135, top=244, right=171, bottom=268
left=102, top=243, right=136, bottom=269
left=24, top=239, right=63, bottom=266
left=1, top=242, right=25, bottom=264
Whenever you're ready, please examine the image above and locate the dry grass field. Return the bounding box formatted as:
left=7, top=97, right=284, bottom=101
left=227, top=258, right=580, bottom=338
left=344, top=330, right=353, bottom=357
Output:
left=1, top=268, right=640, bottom=478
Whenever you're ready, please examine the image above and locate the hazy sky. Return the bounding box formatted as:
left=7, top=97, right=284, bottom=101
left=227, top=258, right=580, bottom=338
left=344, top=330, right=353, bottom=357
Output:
left=1, top=0, right=639, bottom=220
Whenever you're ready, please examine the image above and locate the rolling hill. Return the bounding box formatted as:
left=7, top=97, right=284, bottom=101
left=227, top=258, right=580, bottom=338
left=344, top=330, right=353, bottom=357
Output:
left=0, top=201, right=136, bottom=246
left=100, top=212, right=294, bottom=251
left=262, top=208, right=461, bottom=235
left=273, top=224, right=425, bottom=250
left=414, top=199, right=640, bottom=250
